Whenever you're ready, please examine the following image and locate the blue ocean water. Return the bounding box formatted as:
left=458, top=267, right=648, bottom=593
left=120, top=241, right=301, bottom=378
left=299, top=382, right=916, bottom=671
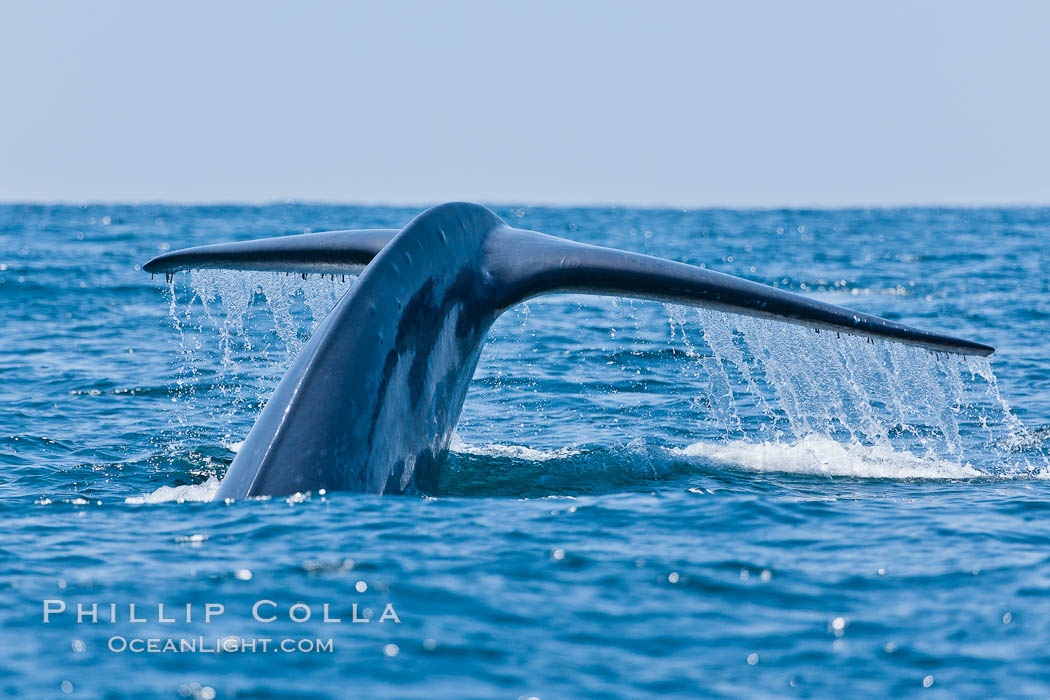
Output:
left=1, top=204, right=1049, bottom=698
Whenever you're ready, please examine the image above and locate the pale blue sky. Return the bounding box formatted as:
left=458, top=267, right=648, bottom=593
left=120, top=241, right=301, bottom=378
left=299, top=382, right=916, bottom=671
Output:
left=2, top=1, right=1048, bottom=207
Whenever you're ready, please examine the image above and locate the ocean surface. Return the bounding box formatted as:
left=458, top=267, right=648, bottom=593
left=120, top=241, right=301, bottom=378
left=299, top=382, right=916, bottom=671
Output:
left=1, top=204, right=1049, bottom=698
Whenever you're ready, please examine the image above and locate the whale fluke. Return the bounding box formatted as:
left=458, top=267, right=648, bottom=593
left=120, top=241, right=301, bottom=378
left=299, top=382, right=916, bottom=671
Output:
left=143, top=228, right=397, bottom=276
left=143, top=203, right=994, bottom=498
left=481, top=227, right=993, bottom=357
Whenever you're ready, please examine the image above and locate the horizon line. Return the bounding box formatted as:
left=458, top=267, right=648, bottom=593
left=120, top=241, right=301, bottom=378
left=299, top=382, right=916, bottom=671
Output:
left=1, top=197, right=1049, bottom=212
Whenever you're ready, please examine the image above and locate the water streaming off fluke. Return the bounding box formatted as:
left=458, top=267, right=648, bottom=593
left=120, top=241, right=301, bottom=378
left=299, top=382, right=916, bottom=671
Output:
left=158, top=270, right=1044, bottom=486
left=161, top=271, right=354, bottom=454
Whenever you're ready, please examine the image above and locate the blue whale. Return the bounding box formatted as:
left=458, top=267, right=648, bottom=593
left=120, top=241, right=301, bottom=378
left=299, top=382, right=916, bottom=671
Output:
left=143, top=203, right=993, bottom=499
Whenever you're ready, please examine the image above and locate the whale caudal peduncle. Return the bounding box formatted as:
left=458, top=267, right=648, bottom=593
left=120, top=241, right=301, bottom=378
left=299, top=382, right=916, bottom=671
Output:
left=142, top=202, right=994, bottom=498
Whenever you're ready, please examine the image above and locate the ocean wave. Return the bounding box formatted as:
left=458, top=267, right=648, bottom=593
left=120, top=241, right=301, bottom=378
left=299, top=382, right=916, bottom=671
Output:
left=128, top=431, right=1038, bottom=505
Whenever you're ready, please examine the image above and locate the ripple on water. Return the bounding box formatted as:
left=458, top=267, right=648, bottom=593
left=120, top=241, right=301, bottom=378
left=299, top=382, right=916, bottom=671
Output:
left=5, top=205, right=1050, bottom=697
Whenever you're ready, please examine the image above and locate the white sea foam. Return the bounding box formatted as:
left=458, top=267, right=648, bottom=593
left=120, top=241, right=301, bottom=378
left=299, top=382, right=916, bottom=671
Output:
left=454, top=433, right=997, bottom=481
left=675, top=435, right=984, bottom=480
left=125, top=477, right=222, bottom=504
left=449, top=435, right=581, bottom=461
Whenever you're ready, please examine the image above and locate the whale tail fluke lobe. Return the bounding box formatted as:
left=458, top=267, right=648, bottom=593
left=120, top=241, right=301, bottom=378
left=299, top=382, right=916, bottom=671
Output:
left=483, top=228, right=994, bottom=357
left=143, top=202, right=993, bottom=499
left=142, top=228, right=397, bottom=277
